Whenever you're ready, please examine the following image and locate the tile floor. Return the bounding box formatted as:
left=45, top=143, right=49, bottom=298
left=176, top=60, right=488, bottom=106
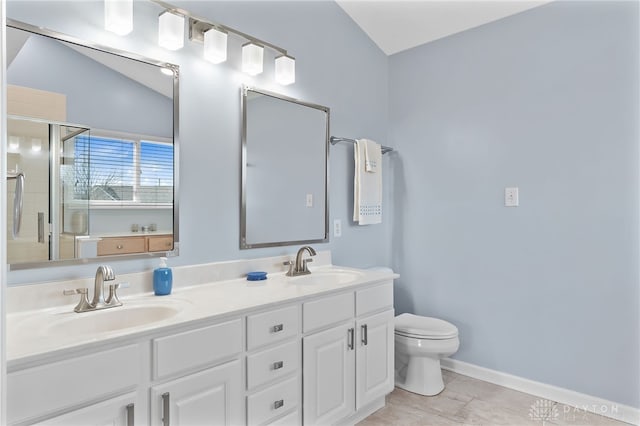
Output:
left=358, top=370, right=630, bottom=426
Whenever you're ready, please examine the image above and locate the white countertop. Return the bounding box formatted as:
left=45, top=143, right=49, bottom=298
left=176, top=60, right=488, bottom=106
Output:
left=6, top=264, right=397, bottom=366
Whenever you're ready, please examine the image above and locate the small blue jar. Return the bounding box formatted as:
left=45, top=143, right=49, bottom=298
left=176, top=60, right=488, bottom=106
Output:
left=153, top=257, right=173, bottom=296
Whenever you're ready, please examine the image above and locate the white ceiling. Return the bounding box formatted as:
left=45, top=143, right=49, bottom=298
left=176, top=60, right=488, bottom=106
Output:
left=336, top=0, right=551, bottom=55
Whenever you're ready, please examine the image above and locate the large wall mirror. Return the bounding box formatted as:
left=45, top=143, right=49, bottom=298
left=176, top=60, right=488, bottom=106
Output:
left=6, top=20, right=179, bottom=270
left=241, top=87, right=329, bottom=249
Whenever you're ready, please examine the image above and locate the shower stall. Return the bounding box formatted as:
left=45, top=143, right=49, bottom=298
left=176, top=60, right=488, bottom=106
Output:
left=6, top=115, right=90, bottom=264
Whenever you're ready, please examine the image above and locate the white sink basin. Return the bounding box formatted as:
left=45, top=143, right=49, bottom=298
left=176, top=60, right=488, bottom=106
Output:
left=289, top=268, right=364, bottom=285
left=44, top=303, right=184, bottom=336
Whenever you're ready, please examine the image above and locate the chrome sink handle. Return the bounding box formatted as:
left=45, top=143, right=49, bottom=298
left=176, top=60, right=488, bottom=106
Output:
left=283, top=260, right=295, bottom=276
left=63, top=288, right=92, bottom=313
left=105, top=282, right=129, bottom=307
left=302, top=258, right=314, bottom=272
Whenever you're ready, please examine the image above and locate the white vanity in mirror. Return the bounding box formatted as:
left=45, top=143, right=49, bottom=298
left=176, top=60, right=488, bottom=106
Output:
left=6, top=251, right=396, bottom=425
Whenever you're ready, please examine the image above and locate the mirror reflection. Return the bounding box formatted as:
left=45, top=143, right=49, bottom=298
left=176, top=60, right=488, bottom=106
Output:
left=6, top=21, right=178, bottom=269
left=241, top=87, right=329, bottom=249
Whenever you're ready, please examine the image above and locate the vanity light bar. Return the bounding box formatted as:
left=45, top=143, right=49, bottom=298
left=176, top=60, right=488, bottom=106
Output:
left=147, top=0, right=296, bottom=85
left=189, top=17, right=295, bottom=84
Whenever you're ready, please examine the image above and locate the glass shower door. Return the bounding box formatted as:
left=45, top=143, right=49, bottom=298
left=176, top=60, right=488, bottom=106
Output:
left=6, top=117, right=50, bottom=264
left=6, top=117, right=91, bottom=264
left=58, top=124, right=91, bottom=260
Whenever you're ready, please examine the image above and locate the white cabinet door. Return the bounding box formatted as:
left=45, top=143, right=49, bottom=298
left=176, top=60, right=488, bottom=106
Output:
left=356, top=309, right=395, bottom=409
left=302, top=322, right=355, bottom=425
left=34, top=392, right=137, bottom=426
left=150, top=359, right=242, bottom=426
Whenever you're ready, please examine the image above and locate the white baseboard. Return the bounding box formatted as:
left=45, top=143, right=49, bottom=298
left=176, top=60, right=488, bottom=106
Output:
left=441, top=358, right=640, bottom=426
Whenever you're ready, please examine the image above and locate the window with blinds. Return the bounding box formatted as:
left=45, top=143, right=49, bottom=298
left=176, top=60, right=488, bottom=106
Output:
left=73, top=133, right=173, bottom=206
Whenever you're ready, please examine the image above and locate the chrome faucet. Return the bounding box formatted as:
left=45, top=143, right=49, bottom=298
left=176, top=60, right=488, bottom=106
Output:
left=284, top=246, right=317, bottom=276
left=92, top=265, right=115, bottom=306
left=64, top=265, right=124, bottom=313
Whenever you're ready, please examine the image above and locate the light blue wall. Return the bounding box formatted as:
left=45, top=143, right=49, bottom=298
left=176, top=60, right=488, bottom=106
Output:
left=389, top=0, right=639, bottom=408
left=6, top=1, right=391, bottom=284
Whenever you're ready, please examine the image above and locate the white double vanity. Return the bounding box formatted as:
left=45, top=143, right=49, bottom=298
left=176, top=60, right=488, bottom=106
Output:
left=6, top=251, right=397, bottom=425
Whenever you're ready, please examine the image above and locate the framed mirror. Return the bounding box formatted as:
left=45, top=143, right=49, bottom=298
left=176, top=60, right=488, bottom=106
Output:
left=241, top=86, right=329, bottom=249
left=6, top=20, right=179, bottom=270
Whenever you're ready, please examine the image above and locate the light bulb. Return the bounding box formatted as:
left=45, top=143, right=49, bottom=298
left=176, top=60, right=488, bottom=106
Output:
left=242, top=42, right=264, bottom=76
left=31, top=138, right=42, bottom=152
left=275, top=55, right=295, bottom=85
left=158, top=10, right=184, bottom=50
left=204, top=27, right=227, bottom=64
left=9, top=136, right=20, bottom=151
left=104, top=0, right=133, bottom=36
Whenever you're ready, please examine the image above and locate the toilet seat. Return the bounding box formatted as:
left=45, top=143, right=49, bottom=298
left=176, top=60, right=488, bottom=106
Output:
left=395, top=313, right=458, bottom=340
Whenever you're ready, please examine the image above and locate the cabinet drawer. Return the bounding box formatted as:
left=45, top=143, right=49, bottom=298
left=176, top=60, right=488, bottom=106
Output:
left=247, top=305, right=299, bottom=350
left=303, top=292, right=354, bottom=333
left=97, top=236, right=145, bottom=256
left=247, top=376, right=299, bottom=426
left=247, top=340, right=300, bottom=390
left=356, top=282, right=393, bottom=316
left=8, top=344, right=141, bottom=424
left=267, top=409, right=300, bottom=425
left=32, top=392, right=137, bottom=426
left=148, top=235, right=173, bottom=252
left=154, top=319, right=242, bottom=379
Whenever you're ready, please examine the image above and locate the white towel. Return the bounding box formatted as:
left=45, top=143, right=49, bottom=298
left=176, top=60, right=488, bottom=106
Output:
left=354, top=139, right=382, bottom=225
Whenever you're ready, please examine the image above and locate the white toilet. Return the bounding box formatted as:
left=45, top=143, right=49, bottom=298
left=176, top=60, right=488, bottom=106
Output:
left=394, top=313, right=460, bottom=396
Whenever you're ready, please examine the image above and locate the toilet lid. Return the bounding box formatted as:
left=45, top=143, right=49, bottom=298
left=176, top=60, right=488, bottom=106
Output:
left=395, top=313, right=458, bottom=339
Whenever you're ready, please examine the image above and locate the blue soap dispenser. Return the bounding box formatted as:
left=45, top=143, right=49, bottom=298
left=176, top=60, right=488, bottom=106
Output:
left=153, top=257, right=173, bottom=296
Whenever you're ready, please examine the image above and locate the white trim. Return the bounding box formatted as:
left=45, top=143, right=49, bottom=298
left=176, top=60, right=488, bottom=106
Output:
left=1, top=0, right=7, bottom=421
left=441, top=358, right=640, bottom=425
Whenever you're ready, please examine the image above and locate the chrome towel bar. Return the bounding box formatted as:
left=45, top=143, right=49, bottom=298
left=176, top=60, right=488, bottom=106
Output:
left=330, top=136, right=394, bottom=154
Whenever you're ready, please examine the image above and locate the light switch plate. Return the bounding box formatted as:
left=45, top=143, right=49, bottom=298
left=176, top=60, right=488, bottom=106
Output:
left=333, top=219, right=342, bottom=237
left=505, top=187, right=519, bottom=207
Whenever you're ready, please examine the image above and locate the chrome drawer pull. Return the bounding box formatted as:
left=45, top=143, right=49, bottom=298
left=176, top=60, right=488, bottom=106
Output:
left=273, top=361, right=284, bottom=370
left=362, top=324, right=368, bottom=345
left=274, top=399, right=284, bottom=410
left=126, top=403, right=135, bottom=426
left=37, top=212, right=44, bottom=243
left=161, top=392, right=170, bottom=426
left=272, top=324, right=284, bottom=333
left=347, top=327, right=354, bottom=350
left=117, top=244, right=124, bottom=249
